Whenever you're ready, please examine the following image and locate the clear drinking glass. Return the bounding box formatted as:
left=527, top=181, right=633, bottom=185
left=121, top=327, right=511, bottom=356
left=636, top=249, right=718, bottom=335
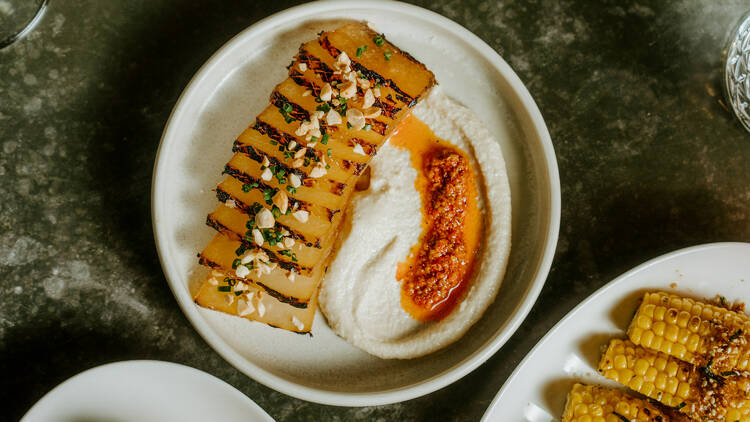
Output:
left=724, top=11, right=750, bottom=133
left=0, top=0, right=48, bottom=49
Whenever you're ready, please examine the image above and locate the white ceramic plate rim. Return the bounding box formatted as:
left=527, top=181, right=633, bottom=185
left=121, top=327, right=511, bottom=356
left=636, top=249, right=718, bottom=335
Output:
left=20, top=360, right=274, bottom=422
left=480, top=242, right=750, bottom=420
left=152, top=0, right=560, bottom=406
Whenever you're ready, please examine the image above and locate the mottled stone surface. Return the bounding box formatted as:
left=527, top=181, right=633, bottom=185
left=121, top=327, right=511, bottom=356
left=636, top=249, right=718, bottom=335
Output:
left=2, top=1, right=750, bottom=420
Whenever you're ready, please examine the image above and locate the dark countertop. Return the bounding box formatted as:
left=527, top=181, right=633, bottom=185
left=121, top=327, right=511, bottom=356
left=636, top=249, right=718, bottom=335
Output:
left=2, top=1, right=749, bottom=420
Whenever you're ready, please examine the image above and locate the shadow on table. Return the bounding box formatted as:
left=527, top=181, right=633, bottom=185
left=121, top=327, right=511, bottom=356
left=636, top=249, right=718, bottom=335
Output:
left=1, top=319, right=143, bottom=421
left=81, top=0, right=308, bottom=276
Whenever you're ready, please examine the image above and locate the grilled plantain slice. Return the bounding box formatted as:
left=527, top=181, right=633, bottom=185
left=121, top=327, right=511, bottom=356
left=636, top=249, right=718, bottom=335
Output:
left=199, top=233, right=333, bottom=301
left=195, top=271, right=316, bottom=333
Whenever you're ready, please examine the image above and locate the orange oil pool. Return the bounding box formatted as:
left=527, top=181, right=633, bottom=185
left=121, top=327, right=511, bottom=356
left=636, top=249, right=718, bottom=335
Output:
left=388, top=114, right=482, bottom=322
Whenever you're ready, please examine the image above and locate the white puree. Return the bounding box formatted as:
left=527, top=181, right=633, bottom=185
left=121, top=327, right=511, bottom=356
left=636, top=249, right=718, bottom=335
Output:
left=318, top=87, right=512, bottom=359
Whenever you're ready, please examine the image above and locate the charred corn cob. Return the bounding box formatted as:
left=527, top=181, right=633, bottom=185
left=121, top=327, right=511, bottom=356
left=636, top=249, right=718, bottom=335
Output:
left=599, top=338, right=750, bottom=421
left=627, top=292, right=750, bottom=374
left=562, top=383, right=674, bottom=422
left=194, top=22, right=436, bottom=332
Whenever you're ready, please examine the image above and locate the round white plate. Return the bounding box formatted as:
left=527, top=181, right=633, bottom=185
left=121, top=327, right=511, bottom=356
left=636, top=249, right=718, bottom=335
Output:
left=152, top=0, right=559, bottom=406
left=21, top=360, right=274, bottom=422
left=481, top=242, right=750, bottom=421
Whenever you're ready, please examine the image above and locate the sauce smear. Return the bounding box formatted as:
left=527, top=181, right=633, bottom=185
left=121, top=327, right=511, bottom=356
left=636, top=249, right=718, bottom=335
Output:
left=389, top=114, right=482, bottom=321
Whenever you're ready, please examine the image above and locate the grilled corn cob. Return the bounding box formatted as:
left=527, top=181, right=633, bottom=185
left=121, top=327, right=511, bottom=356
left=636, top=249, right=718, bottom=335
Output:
left=194, top=22, right=436, bottom=332
left=627, top=292, right=750, bottom=374
left=562, top=383, right=674, bottom=422
left=599, top=338, right=750, bottom=421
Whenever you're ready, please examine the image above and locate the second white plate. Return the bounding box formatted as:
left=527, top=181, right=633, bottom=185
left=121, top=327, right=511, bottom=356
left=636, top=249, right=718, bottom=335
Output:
left=21, top=361, right=274, bottom=422
left=482, top=242, right=750, bottom=421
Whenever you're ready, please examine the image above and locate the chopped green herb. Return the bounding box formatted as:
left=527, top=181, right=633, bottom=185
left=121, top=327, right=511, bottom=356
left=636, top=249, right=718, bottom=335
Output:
left=272, top=206, right=281, bottom=218
left=346, top=122, right=352, bottom=129
left=310, top=136, right=319, bottom=142
left=316, top=103, right=331, bottom=113
left=325, top=164, right=330, bottom=169
left=262, top=189, right=274, bottom=204
left=235, top=246, right=245, bottom=256
left=278, top=249, right=291, bottom=257
left=242, top=183, right=252, bottom=192
left=234, top=290, right=243, bottom=296
left=286, top=185, right=298, bottom=194
left=218, top=285, right=232, bottom=292
left=270, top=140, right=278, bottom=145
left=245, top=218, right=255, bottom=229
left=232, top=258, right=241, bottom=269
left=327, top=148, right=332, bottom=157
left=282, top=102, right=292, bottom=113
left=283, top=151, right=294, bottom=159
left=722, top=370, right=740, bottom=377
left=373, top=35, right=384, bottom=47
left=320, top=133, right=330, bottom=144
left=303, top=157, right=311, bottom=166
left=356, top=45, right=367, bottom=57
left=384, top=50, right=392, bottom=61
left=363, top=123, right=371, bottom=131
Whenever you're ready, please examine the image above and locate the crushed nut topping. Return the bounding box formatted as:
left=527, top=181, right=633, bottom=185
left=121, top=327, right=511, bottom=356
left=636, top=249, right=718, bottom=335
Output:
left=352, top=143, right=366, bottom=155
left=261, top=155, right=270, bottom=168
left=235, top=264, right=250, bottom=278
left=252, top=228, right=264, bottom=246
left=272, top=190, right=289, bottom=214
left=257, top=298, right=266, bottom=317
left=225, top=199, right=236, bottom=208
left=292, top=158, right=304, bottom=168
left=292, top=210, right=309, bottom=223
left=362, top=107, right=381, bottom=119
left=338, top=81, right=357, bottom=99
left=346, top=108, right=366, bottom=131
left=310, top=162, right=327, bottom=178
left=294, top=147, right=307, bottom=159
left=237, top=297, right=255, bottom=316
left=326, top=109, right=342, bottom=125
left=224, top=294, right=234, bottom=305
left=260, top=167, right=272, bottom=181
left=292, top=315, right=305, bottom=331
left=363, top=89, right=375, bottom=108
left=255, top=208, right=275, bottom=228
left=286, top=270, right=296, bottom=281
left=283, top=237, right=295, bottom=248
left=296, top=62, right=307, bottom=72
left=320, top=83, right=333, bottom=102
left=289, top=173, right=301, bottom=187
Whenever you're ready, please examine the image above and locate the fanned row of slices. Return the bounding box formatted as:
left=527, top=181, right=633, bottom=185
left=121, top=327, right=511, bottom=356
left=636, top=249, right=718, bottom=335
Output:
left=193, top=22, right=435, bottom=333
left=563, top=292, right=750, bottom=421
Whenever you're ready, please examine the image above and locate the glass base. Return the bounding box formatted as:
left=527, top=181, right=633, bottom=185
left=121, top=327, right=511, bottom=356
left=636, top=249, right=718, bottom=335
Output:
left=0, top=0, right=49, bottom=49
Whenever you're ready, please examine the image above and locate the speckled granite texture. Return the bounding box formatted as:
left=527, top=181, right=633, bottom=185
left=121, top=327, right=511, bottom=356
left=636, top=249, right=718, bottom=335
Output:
left=2, top=1, right=750, bottom=420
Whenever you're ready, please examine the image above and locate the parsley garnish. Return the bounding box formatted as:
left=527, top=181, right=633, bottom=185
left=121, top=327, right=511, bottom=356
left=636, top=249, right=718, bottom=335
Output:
left=363, top=123, right=371, bottom=131
left=373, top=35, right=384, bottom=47
left=286, top=185, right=298, bottom=194
left=316, top=103, right=331, bottom=113
left=384, top=50, right=392, bottom=61
left=218, top=285, right=232, bottom=292
left=232, top=259, right=241, bottom=269
left=356, top=45, right=367, bottom=57
left=320, top=133, right=329, bottom=144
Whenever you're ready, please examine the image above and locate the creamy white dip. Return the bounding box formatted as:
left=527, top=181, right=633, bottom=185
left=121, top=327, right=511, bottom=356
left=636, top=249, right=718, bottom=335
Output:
left=318, top=87, right=512, bottom=359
